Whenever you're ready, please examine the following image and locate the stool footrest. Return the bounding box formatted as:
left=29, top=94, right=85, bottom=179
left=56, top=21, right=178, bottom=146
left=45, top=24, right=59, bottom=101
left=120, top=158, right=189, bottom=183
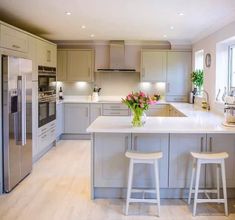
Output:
left=191, top=189, right=218, bottom=194
left=196, top=199, right=226, bottom=203
left=129, top=198, right=158, bottom=204
left=131, top=189, right=156, bottom=194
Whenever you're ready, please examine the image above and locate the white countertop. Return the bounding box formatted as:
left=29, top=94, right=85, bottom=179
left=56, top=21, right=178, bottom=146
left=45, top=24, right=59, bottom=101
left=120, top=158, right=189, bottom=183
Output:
left=87, top=103, right=235, bottom=134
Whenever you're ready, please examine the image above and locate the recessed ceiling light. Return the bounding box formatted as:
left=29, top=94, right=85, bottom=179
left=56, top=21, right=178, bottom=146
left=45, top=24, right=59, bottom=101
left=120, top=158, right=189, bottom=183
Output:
left=170, top=26, right=174, bottom=30
left=90, top=34, right=95, bottom=38
left=65, top=11, right=71, bottom=15
left=163, top=34, right=167, bottom=38
left=178, top=12, right=184, bottom=16
left=81, top=25, right=86, bottom=29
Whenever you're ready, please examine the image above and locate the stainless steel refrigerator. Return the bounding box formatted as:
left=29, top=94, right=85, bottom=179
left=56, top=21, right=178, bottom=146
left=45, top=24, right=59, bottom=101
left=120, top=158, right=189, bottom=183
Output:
left=2, top=55, right=32, bottom=192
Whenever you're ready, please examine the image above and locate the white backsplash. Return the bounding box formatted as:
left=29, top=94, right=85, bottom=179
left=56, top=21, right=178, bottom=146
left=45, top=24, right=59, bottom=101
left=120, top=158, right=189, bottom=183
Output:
left=57, top=72, right=166, bottom=98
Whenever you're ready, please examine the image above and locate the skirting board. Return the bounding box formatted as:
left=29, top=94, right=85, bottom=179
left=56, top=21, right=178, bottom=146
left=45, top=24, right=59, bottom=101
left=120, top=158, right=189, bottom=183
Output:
left=61, top=134, right=91, bottom=140
left=93, top=187, right=235, bottom=199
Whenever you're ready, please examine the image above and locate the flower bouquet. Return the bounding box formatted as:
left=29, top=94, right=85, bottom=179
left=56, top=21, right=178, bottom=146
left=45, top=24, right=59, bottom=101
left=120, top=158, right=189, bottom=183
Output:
left=122, top=91, right=157, bottom=127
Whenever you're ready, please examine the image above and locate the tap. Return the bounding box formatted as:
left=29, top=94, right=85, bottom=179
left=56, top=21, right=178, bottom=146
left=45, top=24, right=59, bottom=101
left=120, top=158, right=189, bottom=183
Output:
left=201, top=90, right=210, bottom=111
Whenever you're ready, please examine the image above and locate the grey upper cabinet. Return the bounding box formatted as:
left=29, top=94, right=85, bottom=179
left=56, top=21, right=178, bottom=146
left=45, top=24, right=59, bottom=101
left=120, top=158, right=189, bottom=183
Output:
left=67, top=49, right=94, bottom=82
left=64, top=104, right=89, bottom=134
left=90, top=104, right=102, bottom=124
left=166, top=51, right=192, bottom=102
left=94, top=133, right=131, bottom=187
left=141, top=50, right=167, bottom=82
left=206, top=134, right=235, bottom=188
left=169, top=134, right=206, bottom=188
left=132, top=134, right=169, bottom=188
left=57, top=50, right=67, bottom=81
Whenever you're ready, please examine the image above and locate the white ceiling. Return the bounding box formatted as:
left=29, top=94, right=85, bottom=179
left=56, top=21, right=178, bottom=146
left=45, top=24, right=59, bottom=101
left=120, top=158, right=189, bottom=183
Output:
left=0, top=0, right=235, bottom=43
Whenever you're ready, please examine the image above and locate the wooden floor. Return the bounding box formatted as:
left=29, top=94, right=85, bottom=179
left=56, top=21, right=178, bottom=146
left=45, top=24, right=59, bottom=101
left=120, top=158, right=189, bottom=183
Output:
left=1, top=140, right=235, bottom=220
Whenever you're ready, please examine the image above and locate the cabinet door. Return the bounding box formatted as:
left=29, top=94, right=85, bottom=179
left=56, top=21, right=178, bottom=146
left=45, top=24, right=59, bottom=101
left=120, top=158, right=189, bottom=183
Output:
left=132, top=134, right=169, bottom=188
left=57, top=50, right=67, bottom=81
left=90, top=104, right=102, bottom=124
left=64, top=104, right=89, bottom=134
left=94, top=133, right=131, bottom=187
left=56, top=103, right=64, bottom=138
left=206, top=134, right=235, bottom=188
left=169, top=134, right=206, bottom=188
left=145, top=105, right=169, bottom=116
left=141, top=51, right=167, bottom=82
left=166, top=51, right=191, bottom=97
left=67, top=50, right=93, bottom=81
left=32, top=81, right=38, bottom=160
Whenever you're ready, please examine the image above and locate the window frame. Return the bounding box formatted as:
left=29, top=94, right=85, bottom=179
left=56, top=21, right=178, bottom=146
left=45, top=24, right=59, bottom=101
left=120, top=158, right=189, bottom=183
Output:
left=228, top=44, right=235, bottom=93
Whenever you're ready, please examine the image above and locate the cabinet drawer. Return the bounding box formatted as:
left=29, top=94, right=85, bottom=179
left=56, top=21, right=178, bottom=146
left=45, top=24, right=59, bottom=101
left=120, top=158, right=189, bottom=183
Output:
left=0, top=25, right=28, bottom=53
left=103, top=109, right=129, bottom=116
left=103, top=103, right=128, bottom=110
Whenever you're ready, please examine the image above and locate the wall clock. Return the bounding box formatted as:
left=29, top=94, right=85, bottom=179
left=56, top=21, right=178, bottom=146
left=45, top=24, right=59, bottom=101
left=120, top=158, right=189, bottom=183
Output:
left=205, top=53, right=211, bottom=68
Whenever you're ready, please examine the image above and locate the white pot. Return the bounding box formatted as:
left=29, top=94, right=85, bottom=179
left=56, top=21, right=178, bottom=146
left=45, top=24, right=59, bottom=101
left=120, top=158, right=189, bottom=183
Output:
left=92, top=92, right=99, bottom=102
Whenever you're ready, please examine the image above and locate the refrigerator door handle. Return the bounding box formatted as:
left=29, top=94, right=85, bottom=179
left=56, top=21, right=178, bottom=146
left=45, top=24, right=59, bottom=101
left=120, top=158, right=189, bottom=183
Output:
left=21, top=75, right=27, bottom=146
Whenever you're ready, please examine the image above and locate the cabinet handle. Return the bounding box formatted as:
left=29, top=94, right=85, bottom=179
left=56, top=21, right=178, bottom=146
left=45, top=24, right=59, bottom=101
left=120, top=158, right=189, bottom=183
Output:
left=47, top=50, right=51, bottom=62
left=125, top=136, right=129, bottom=151
left=200, top=137, right=204, bottom=152
left=133, top=136, right=137, bottom=151
left=142, top=68, right=145, bottom=78
left=12, top=44, right=20, bottom=49
left=209, top=137, right=212, bottom=152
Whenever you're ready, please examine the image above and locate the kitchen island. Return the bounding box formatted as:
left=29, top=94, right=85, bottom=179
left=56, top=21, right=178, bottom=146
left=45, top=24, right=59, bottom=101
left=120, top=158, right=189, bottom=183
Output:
left=87, top=103, right=235, bottom=199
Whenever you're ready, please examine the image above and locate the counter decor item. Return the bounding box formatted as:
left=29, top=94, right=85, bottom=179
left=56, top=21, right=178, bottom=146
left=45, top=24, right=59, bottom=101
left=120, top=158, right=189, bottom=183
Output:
left=191, top=70, right=204, bottom=95
left=92, top=85, right=101, bottom=102
left=122, top=91, right=157, bottom=127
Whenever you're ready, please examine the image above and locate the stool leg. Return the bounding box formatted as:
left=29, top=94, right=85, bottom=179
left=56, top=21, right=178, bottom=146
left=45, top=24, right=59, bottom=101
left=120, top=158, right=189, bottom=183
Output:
left=193, top=160, right=201, bottom=216
left=216, top=164, right=220, bottom=201
left=125, top=159, right=134, bottom=215
left=154, top=160, right=160, bottom=217
left=221, top=160, right=228, bottom=216
left=188, top=159, right=196, bottom=205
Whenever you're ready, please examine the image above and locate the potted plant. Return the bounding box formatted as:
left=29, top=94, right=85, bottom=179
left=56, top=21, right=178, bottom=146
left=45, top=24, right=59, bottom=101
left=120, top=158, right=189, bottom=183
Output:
left=191, top=70, right=204, bottom=94
left=122, top=91, right=157, bottom=127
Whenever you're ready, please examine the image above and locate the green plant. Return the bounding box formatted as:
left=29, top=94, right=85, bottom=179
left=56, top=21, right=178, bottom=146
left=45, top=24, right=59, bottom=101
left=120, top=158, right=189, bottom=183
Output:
left=191, top=70, right=204, bottom=88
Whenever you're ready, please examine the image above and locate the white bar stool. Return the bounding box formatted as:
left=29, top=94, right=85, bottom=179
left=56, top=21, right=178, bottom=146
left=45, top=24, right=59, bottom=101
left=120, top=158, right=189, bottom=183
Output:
left=125, top=151, right=163, bottom=216
left=188, top=152, right=229, bottom=216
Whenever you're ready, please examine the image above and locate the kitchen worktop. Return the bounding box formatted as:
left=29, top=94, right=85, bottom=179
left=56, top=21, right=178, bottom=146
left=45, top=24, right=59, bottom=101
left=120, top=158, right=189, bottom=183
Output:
left=87, top=103, right=235, bottom=134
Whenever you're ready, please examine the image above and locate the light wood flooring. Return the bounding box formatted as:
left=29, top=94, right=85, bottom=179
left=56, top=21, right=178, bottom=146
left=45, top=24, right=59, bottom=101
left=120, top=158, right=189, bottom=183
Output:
left=0, top=140, right=235, bottom=220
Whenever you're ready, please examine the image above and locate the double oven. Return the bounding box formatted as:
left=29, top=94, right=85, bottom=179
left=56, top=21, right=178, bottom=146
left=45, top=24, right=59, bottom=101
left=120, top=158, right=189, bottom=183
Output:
left=38, top=66, right=56, bottom=127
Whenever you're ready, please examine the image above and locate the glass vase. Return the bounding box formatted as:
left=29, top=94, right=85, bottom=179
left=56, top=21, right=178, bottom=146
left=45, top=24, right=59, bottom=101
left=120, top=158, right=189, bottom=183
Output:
left=131, top=111, right=146, bottom=127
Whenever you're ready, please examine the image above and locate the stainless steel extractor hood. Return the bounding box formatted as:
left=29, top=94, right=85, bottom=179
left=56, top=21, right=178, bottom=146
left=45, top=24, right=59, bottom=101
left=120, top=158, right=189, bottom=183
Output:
left=97, top=41, right=136, bottom=72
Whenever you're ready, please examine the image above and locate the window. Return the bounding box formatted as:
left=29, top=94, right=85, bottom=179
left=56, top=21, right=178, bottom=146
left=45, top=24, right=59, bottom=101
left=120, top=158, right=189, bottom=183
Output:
left=195, top=50, right=204, bottom=71
left=228, top=45, right=235, bottom=92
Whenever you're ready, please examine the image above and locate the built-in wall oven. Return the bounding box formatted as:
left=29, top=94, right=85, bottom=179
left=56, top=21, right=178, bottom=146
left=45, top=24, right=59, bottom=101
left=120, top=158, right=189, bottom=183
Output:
left=38, top=66, right=56, bottom=127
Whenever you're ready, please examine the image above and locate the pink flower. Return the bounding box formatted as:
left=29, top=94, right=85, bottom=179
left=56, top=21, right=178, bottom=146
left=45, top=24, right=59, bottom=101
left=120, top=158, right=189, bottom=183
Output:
left=127, top=95, right=132, bottom=101
left=139, top=91, right=146, bottom=97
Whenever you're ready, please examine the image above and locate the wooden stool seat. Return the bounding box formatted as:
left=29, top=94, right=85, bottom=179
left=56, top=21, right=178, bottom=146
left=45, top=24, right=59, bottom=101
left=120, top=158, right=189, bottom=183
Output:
left=125, top=151, right=163, bottom=160
left=191, top=152, right=228, bottom=160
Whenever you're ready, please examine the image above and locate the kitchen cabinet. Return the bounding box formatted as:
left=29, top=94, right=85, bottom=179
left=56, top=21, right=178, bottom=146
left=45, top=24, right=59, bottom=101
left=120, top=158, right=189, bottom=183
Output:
left=206, top=134, right=235, bottom=188
left=0, top=24, right=28, bottom=53
left=169, top=134, right=206, bottom=188
left=56, top=103, right=64, bottom=139
left=32, top=81, right=38, bottom=160
left=132, top=134, right=169, bottom=188
left=37, top=120, right=56, bottom=158
left=64, top=104, right=90, bottom=134
left=94, top=133, right=131, bottom=187
left=90, top=104, right=102, bottom=124
left=67, top=49, right=94, bottom=82
left=166, top=51, right=191, bottom=102
left=37, top=40, right=57, bottom=67
left=145, top=104, right=169, bottom=116
left=57, top=50, right=67, bottom=81
left=141, top=50, right=167, bottom=82
left=102, top=103, right=129, bottom=116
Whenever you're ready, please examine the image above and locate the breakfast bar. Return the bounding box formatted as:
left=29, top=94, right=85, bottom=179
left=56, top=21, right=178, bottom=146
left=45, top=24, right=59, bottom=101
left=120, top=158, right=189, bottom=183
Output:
left=87, top=103, right=235, bottom=199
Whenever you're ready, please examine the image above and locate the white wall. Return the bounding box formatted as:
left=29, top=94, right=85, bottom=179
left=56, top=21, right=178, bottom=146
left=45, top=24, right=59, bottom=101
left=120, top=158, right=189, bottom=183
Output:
left=192, top=21, right=235, bottom=112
